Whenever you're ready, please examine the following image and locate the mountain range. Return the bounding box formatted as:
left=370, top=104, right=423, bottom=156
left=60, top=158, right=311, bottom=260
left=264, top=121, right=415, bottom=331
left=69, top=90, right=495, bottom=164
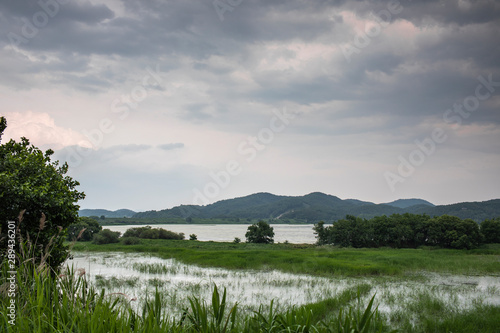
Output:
left=118, top=192, right=500, bottom=222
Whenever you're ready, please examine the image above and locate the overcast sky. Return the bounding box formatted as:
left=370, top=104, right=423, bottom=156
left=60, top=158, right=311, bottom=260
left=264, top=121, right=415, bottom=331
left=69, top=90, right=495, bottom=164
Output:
left=1, top=0, right=500, bottom=211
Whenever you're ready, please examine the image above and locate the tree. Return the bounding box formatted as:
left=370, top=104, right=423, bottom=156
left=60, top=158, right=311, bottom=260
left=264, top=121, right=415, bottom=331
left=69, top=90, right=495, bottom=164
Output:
left=67, top=216, right=102, bottom=242
left=313, top=221, right=332, bottom=245
left=245, top=220, right=274, bottom=244
left=481, top=218, right=500, bottom=243
left=0, top=117, right=85, bottom=270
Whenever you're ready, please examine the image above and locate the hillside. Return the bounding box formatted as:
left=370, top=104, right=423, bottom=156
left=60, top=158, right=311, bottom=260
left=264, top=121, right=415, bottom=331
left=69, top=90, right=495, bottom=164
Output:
left=132, top=193, right=500, bottom=222
left=79, top=209, right=136, bottom=218
left=385, top=199, right=435, bottom=209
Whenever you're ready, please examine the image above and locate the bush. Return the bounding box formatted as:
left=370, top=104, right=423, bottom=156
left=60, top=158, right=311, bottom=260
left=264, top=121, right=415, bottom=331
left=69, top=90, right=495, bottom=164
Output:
left=92, top=229, right=121, bottom=245
left=121, top=236, right=141, bottom=245
left=189, top=234, right=197, bottom=241
left=123, top=226, right=184, bottom=240
left=233, top=237, right=241, bottom=244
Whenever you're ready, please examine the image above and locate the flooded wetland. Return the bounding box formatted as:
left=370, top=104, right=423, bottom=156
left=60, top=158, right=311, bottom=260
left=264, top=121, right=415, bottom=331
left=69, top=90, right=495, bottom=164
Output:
left=67, top=249, right=500, bottom=330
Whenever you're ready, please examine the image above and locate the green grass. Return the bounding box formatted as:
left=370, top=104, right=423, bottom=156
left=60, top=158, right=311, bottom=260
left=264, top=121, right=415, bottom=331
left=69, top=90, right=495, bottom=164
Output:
left=387, top=290, right=500, bottom=333
left=71, top=240, right=500, bottom=277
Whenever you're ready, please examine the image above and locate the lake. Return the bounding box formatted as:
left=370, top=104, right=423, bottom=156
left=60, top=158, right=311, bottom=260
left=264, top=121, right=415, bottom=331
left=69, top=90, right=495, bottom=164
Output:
left=105, top=224, right=317, bottom=243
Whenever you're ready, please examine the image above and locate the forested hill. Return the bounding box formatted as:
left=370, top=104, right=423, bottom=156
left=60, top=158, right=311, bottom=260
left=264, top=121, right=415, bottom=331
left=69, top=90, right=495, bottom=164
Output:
left=132, top=192, right=500, bottom=222
left=79, top=209, right=136, bottom=218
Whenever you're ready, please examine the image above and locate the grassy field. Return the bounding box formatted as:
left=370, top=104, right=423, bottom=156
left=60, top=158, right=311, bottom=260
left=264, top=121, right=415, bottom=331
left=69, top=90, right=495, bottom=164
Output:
left=71, top=240, right=500, bottom=277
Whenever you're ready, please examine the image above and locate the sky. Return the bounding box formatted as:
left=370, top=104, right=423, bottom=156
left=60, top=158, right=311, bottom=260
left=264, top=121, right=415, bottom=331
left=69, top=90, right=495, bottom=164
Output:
left=1, top=0, right=500, bottom=211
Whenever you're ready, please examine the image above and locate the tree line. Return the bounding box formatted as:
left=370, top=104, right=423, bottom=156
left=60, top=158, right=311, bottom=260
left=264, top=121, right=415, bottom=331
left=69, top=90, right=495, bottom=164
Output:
left=313, top=214, right=500, bottom=249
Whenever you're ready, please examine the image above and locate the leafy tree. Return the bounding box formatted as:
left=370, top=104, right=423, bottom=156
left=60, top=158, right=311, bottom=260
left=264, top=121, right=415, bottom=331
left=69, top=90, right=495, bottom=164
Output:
left=92, top=229, right=120, bottom=245
left=67, top=216, right=102, bottom=242
left=245, top=220, right=274, bottom=244
left=313, top=221, right=333, bottom=245
left=480, top=218, right=500, bottom=243
left=189, top=234, right=198, bottom=240
left=0, top=117, right=85, bottom=270
left=316, top=213, right=483, bottom=249
left=330, top=216, right=356, bottom=247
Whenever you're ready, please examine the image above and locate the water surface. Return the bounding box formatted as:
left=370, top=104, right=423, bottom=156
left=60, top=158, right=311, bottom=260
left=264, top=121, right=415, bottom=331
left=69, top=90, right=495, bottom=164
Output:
left=105, top=224, right=316, bottom=243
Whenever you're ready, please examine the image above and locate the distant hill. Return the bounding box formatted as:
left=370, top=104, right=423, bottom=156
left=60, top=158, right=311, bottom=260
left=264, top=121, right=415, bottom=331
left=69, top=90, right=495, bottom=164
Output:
left=132, top=192, right=500, bottom=222
left=385, top=199, right=435, bottom=209
left=79, top=209, right=136, bottom=218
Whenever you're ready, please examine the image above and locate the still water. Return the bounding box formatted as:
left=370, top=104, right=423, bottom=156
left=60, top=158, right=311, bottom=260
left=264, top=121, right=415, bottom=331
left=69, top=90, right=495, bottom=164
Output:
left=105, top=224, right=316, bottom=244
left=67, top=252, right=500, bottom=316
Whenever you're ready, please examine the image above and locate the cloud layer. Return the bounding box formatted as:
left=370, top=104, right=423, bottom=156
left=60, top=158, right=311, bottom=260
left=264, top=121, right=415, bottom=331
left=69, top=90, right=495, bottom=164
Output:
left=1, top=0, right=499, bottom=210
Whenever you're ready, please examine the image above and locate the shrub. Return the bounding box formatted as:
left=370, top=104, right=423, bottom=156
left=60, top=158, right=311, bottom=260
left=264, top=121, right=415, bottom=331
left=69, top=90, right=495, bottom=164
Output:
left=121, top=236, right=141, bottom=245
left=233, top=237, right=241, bottom=244
left=92, top=229, right=120, bottom=245
left=189, top=234, right=198, bottom=241
left=123, top=226, right=184, bottom=240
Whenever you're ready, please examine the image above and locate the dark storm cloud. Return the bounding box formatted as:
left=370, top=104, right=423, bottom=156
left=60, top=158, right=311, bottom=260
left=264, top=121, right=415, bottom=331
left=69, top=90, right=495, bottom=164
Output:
left=0, top=0, right=114, bottom=22
left=2, top=0, right=499, bottom=126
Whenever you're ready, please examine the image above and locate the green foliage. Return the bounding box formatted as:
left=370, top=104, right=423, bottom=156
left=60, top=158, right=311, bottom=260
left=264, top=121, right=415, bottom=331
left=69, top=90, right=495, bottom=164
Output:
left=245, top=220, right=274, bottom=244
left=233, top=237, right=241, bottom=244
left=316, top=213, right=486, bottom=249
left=67, top=216, right=102, bottom=241
left=121, top=236, right=141, bottom=245
left=184, top=285, right=238, bottom=333
left=480, top=218, right=500, bottom=243
left=92, top=229, right=120, bottom=245
left=122, top=225, right=185, bottom=240
left=0, top=117, right=85, bottom=270
left=324, top=294, right=388, bottom=333
left=190, top=234, right=198, bottom=241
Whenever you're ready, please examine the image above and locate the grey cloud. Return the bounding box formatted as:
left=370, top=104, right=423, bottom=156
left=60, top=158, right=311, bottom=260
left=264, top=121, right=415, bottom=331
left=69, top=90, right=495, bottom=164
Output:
left=343, top=0, right=500, bottom=27
left=56, top=144, right=152, bottom=166
left=104, top=144, right=152, bottom=153
left=158, top=143, right=184, bottom=151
